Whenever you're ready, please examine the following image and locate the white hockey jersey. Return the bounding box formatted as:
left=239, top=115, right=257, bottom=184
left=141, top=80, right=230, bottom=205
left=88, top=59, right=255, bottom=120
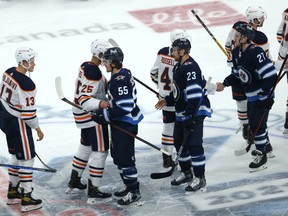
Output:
left=150, top=46, right=175, bottom=112
left=276, top=9, right=288, bottom=60
left=72, top=61, right=108, bottom=129
left=0, top=67, right=39, bottom=129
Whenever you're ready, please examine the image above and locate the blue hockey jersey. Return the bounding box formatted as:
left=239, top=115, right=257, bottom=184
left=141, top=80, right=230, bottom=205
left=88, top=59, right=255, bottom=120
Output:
left=107, top=68, right=143, bottom=125
left=165, top=57, right=211, bottom=121
left=224, top=44, right=277, bottom=101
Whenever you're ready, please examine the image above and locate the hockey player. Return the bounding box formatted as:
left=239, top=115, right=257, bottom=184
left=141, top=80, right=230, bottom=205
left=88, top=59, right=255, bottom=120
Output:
left=276, top=8, right=288, bottom=133
left=155, top=38, right=212, bottom=193
left=0, top=47, right=44, bottom=212
left=225, top=5, right=274, bottom=157
left=150, top=29, right=191, bottom=168
left=217, top=24, right=277, bottom=172
left=67, top=39, right=112, bottom=201
left=92, top=47, right=144, bottom=205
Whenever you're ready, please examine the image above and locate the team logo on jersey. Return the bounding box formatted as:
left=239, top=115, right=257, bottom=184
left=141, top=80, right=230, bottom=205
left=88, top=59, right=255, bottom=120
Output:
left=238, top=66, right=252, bottom=85
left=115, top=75, right=125, bottom=81
left=172, top=82, right=180, bottom=101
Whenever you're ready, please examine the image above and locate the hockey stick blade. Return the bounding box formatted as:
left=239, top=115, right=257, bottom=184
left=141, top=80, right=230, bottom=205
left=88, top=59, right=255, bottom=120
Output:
left=55, top=76, right=65, bottom=99
left=55, top=76, right=86, bottom=111
left=108, top=38, right=119, bottom=47
left=150, top=164, right=176, bottom=179
left=234, top=140, right=252, bottom=156
left=234, top=148, right=248, bottom=156
left=0, top=163, right=57, bottom=173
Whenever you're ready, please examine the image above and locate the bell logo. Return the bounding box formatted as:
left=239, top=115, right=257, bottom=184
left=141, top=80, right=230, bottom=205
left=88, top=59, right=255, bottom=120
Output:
left=129, top=1, right=246, bottom=33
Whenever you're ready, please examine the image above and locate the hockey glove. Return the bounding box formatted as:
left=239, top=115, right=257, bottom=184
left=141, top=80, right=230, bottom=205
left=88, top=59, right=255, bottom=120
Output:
left=91, top=109, right=110, bottom=124
left=183, top=116, right=196, bottom=131
left=255, top=92, right=274, bottom=110
left=247, top=127, right=254, bottom=145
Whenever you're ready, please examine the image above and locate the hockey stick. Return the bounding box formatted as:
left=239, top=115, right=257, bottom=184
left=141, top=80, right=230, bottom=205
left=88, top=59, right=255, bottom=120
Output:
left=150, top=133, right=186, bottom=179
left=191, top=9, right=228, bottom=57
left=133, top=76, right=159, bottom=96
left=0, top=163, right=56, bottom=173
left=0, top=153, right=57, bottom=173
left=108, top=38, right=159, bottom=97
left=55, top=76, right=170, bottom=156
left=35, top=153, right=57, bottom=172
left=150, top=76, right=212, bottom=179
left=234, top=54, right=288, bottom=156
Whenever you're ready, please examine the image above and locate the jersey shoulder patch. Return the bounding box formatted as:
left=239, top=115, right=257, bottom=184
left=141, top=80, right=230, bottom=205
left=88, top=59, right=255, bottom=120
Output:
left=81, top=62, right=102, bottom=81
left=249, top=44, right=265, bottom=56
left=158, top=47, right=170, bottom=56
left=6, top=67, right=35, bottom=91
left=253, top=31, right=268, bottom=45
left=232, top=21, right=247, bottom=29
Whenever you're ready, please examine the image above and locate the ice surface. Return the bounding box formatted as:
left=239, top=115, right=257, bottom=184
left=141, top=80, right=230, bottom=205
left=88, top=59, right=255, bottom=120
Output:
left=0, top=0, right=288, bottom=215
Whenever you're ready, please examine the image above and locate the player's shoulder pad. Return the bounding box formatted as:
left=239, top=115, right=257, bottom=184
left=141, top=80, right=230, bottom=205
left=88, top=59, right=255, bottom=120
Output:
left=232, top=21, right=247, bottom=29
left=249, top=44, right=264, bottom=54
left=158, top=47, right=170, bottom=55
left=7, top=68, right=36, bottom=91
left=253, top=30, right=268, bottom=46
left=81, top=61, right=102, bottom=81
left=183, top=57, right=195, bottom=65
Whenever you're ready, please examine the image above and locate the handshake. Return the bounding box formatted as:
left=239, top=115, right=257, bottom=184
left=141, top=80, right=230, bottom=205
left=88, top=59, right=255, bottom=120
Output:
left=91, top=109, right=110, bottom=124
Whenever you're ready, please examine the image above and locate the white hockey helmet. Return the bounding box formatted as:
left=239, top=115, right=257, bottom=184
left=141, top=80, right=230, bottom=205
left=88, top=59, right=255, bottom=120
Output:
left=15, top=47, right=35, bottom=65
left=91, top=39, right=111, bottom=60
left=245, top=6, right=267, bottom=26
left=170, top=29, right=191, bottom=43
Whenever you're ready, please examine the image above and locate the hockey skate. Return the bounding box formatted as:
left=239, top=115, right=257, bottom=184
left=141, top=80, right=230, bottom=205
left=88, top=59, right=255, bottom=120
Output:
left=117, top=190, right=141, bottom=206
left=185, top=176, right=206, bottom=193
left=242, top=123, right=249, bottom=140
left=162, top=153, right=175, bottom=168
left=21, top=189, right=42, bottom=213
left=7, top=182, right=22, bottom=205
left=114, top=187, right=130, bottom=198
left=266, top=142, right=275, bottom=158
left=87, top=180, right=112, bottom=204
left=171, top=169, right=192, bottom=186
left=249, top=150, right=267, bottom=172
left=283, top=112, right=288, bottom=134
left=66, top=170, right=87, bottom=193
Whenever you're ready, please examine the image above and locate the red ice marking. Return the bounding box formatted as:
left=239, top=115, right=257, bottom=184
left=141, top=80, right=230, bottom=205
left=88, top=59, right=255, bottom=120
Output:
left=0, top=170, right=20, bottom=214
left=129, top=1, right=246, bottom=33
left=57, top=208, right=124, bottom=216
left=0, top=169, right=47, bottom=215
left=50, top=199, right=124, bottom=216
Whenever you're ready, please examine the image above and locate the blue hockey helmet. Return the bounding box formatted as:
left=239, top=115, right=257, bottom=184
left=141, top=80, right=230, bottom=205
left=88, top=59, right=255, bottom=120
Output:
left=236, top=23, right=255, bottom=42
left=103, top=47, right=124, bottom=64
left=172, top=38, right=191, bottom=54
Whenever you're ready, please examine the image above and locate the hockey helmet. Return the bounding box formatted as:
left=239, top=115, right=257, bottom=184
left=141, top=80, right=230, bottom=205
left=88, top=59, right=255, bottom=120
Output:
left=91, top=39, right=111, bottom=59
left=170, top=29, right=191, bottom=43
left=15, top=47, right=35, bottom=65
left=245, top=6, right=267, bottom=26
left=172, top=38, right=191, bottom=53
left=103, top=47, right=124, bottom=64
left=236, top=23, right=255, bottom=42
